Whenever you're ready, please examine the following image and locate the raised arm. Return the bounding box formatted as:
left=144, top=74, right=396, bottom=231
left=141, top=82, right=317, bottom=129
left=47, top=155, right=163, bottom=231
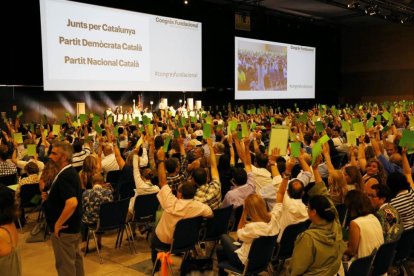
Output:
left=349, top=145, right=357, bottom=167
left=207, top=138, right=219, bottom=180
left=357, top=136, right=367, bottom=172
left=157, top=148, right=167, bottom=188
left=252, top=132, right=260, bottom=155
left=269, top=147, right=281, bottom=178
left=228, top=134, right=235, bottom=167
left=276, top=157, right=296, bottom=203
left=322, top=143, right=335, bottom=174
left=243, top=137, right=252, bottom=172
left=312, top=156, right=323, bottom=183
left=232, top=131, right=245, bottom=164
left=112, top=141, right=125, bottom=170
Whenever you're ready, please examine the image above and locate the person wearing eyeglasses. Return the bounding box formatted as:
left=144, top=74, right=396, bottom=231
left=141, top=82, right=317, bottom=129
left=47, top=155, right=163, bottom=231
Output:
left=368, top=184, right=403, bottom=242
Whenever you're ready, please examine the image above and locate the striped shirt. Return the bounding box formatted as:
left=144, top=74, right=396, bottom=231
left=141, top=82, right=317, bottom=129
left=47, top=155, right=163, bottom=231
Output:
left=390, top=189, right=414, bottom=230
left=72, top=147, right=91, bottom=168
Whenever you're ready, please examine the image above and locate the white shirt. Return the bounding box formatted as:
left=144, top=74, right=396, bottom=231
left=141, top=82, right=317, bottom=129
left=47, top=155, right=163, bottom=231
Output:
left=101, top=153, right=120, bottom=178
left=155, top=185, right=213, bottom=244
left=276, top=193, right=309, bottom=242
left=260, top=175, right=283, bottom=210
left=353, top=214, right=384, bottom=259
left=128, top=155, right=160, bottom=212
left=235, top=203, right=282, bottom=264
left=251, top=165, right=272, bottom=193
left=16, top=159, right=45, bottom=174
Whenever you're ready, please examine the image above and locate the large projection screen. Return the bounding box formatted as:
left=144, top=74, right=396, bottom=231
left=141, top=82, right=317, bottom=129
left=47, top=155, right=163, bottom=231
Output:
left=40, top=0, right=202, bottom=91
left=235, top=37, right=315, bottom=100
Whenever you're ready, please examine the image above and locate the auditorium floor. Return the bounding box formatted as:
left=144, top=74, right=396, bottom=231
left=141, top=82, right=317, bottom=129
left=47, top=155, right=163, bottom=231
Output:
left=19, top=212, right=218, bottom=276
left=19, top=212, right=414, bottom=276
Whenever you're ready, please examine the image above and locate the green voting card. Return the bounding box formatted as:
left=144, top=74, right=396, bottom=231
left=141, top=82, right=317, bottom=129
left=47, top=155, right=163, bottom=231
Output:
left=353, top=122, right=365, bottom=137
left=268, top=127, right=289, bottom=156
left=290, top=142, right=301, bottom=158
left=52, top=125, right=60, bottom=136
left=203, top=124, right=211, bottom=139
left=346, top=131, right=357, bottom=146
left=241, top=122, right=249, bottom=138
left=315, top=121, right=324, bottom=134
left=163, top=136, right=171, bottom=153
left=13, top=133, right=23, bottom=144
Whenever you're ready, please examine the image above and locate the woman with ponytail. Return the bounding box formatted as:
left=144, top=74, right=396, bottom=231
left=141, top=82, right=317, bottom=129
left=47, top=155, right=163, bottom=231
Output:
left=289, top=155, right=346, bottom=276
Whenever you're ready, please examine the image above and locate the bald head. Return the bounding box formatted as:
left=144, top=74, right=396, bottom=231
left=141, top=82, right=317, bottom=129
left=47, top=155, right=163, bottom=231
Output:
left=390, top=153, right=402, bottom=168
left=103, top=144, right=114, bottom=156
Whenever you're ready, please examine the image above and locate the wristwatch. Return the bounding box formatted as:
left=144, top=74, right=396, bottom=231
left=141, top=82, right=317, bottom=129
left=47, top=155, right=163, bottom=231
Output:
left=283, top=172, right=291, bottom=179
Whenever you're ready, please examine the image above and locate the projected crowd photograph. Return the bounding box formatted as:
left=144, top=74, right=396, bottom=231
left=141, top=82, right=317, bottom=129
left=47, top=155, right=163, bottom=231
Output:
left=237, top=42, right=287, bottom=92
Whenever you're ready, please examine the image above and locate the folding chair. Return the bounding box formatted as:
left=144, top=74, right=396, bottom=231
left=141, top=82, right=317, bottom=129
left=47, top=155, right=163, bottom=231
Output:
left=272, top=220, right=310, bottom=272
left=128, top=193, right=159, bottom=240
left=106, top=170, right=122, bottom=200
left=393, top=228, right=414, bottom=276
left=218, top=235, right=277, bottom=276
left=199, top=204, right=233, bottom=257
left=335, top=203, right=348, bottom=227
left=229, top=205, right=243, bottom=232
left=0, top=173, right=18, bottom=186
left=152, top=216, right=203, bottom=275
left=18, top=183, right=42, bottom=230
left=84, top=198, right=135, bottom=263
left=372, top=238, right=400, bottom=276
left=346, top=249, right=377, bottom=276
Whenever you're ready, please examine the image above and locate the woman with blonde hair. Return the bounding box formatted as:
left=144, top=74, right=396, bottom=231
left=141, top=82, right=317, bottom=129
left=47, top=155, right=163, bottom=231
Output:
left=322, top=143, right=348, bottom=205
left=216, top=194, right=278, bottom=276
left=343, top=165, right=363, bottom=191
left=216, top=144, right=283, bottom=276
left=79, top=155, right=100, bottom=190
left=328, top=170, right=348, bottom=205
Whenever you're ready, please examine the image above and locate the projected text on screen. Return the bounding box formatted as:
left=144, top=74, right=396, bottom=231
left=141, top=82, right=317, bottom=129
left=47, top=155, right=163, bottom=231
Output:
left=40, top=0, right=202, bottom=91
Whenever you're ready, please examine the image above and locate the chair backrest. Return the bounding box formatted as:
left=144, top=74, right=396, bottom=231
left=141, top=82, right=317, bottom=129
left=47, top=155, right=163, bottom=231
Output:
left=106, top=170, right=122, bottom=183
left=202, top=205, right=233, bottom=241
left=246, top=235, right=278, bottom=273
left=133, top=193, right=159, bottom=222
left=0, top=174, right=18, bottom=186
left=276, top=220, right=310, bottom=260
left=347, top=249, right=377, bottom=276
left=335, top=203, right=348, bottom=227
left=372, top=238, right=399, bottom=276
left=394, top=227, right=414, bottom=265
left=171, top=216, right=203, bottom=254
left=20, top=183, right=41, bottom=208
left=229, top=205, right=244, bottom=231
left=97, top=198, right=130, bottom=231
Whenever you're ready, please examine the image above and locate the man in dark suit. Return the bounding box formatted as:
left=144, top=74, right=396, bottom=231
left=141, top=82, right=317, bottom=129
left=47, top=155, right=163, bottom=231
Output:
left=44, top=141, right=84, bottom=276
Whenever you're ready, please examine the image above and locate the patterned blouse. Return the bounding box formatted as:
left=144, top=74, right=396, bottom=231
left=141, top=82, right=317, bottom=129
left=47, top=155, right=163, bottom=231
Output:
left=82, top=185, right=113, bottom=225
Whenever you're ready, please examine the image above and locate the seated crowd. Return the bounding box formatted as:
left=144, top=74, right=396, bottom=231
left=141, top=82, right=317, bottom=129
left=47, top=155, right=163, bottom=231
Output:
left=0, top=101, right=414, bottom=275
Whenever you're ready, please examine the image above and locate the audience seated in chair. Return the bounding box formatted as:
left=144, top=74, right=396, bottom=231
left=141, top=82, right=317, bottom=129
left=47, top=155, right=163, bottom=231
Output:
left=81, top=173, right=113, bottom=251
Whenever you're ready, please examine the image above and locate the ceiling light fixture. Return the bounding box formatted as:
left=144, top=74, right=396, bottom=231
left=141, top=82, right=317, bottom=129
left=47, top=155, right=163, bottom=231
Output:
left=347, top=1, right=360, bottom=9
left=365, top=5, right=378, bottom=16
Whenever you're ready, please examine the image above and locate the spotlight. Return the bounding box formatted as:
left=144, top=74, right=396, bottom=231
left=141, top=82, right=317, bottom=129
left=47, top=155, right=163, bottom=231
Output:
left=400, top=16, right=410, bottom=23
left=347, top=1, right=359, bottom=9
left=184, top=0, right=188, bottom=5
left=365, top=5, right=378, bottom=16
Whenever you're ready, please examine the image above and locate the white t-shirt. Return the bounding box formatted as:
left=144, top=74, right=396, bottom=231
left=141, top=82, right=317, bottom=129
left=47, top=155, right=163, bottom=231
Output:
left=353, top=214, right=384, bottom=259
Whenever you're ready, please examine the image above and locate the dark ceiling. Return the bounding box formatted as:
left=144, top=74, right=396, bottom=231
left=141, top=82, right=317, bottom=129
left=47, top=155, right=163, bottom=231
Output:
left=206, top=0, right=414, bottom=26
